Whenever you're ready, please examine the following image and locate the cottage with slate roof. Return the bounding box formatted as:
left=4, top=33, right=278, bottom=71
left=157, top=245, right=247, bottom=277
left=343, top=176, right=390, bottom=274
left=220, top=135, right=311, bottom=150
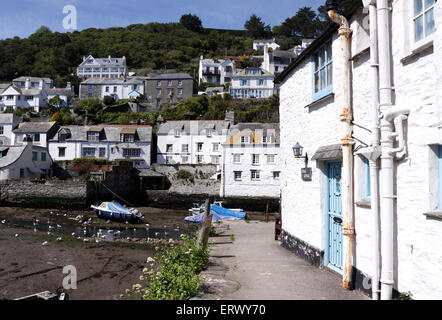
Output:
left=144, top=73, right=193, bottom=108
left=0, top=136, right=53, bottom=181
left=48, top=125, right=152, bottom=168
left=0, top=80, right=48, bottom=112
left=13, top=122, right=57, bottom=148
left=157, top=120, right=231, bottom=165
left=79, top=77, right=145, bottom=101
left=198, top=57, right=234, bottom=85
left=220, top=123, right=280, bottom=198
left=0, top=114, right=20, bottom=146
left=230, top=67, right=276, bottom=99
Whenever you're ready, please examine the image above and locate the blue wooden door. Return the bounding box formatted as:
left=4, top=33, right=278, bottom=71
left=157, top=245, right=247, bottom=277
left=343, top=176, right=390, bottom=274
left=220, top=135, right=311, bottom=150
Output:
left=325, top=161, right=343, bottom=272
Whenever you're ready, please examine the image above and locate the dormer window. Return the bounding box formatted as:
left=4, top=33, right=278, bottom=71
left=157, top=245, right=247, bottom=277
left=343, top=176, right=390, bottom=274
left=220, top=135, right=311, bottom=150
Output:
left=120, top=128, right=137, bottom=142
left=175, top=129, right=181, bottom=137
left=122, top=134, right=134, bottom=142
left=262, top=135, right=273, bottom=143
left=87, top=131, right=100, bottom=141
left=240, top=136, right=250, bottom=143
left=206, top=129, right=213, bottom=137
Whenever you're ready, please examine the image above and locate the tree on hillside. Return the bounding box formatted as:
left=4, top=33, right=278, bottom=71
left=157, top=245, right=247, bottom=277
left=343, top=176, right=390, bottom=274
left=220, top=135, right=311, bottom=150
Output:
left=180, top=14, right=203, bottom=32
left=244, top=14, right=272, bottom=39
left=317, top=0, right=358, bottom=21
left=276, top=7, right=326, bottom=39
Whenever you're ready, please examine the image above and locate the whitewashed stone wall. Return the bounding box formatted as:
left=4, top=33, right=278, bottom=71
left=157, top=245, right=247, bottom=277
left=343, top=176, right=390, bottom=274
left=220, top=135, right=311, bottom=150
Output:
left=220, top=144, right=281, bottom=198
left=280, top=3, right=442, bottom=299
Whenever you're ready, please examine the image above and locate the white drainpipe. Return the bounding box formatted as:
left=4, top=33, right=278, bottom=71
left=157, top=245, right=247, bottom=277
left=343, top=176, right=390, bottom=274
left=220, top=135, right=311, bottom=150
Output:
left=327, top=3, right=355, bottom=290
left=377, top=0, right=410, bottom=300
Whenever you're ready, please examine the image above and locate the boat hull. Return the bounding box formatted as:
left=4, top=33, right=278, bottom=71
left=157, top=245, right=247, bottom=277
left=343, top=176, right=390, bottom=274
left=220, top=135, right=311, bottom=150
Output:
left=92, top=208, right=140, bottom=223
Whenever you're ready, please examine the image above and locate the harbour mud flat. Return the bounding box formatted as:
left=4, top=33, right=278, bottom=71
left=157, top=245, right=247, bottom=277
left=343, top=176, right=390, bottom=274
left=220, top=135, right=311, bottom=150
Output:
left=0, top=206, right=272, bottom=300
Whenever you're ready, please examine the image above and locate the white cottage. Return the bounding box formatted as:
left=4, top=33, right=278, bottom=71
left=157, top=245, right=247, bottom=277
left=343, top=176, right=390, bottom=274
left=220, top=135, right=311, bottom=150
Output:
left=13, top=122, right=57, bottom=148
left=0, top=82, right=48, bottom=112
left=277, top=0, right=442, bottom=300
left=48, top=125, right=152, bottom=169
left=0, top=114, right=20, bottom=146
left=0, top=136, right=53, bottom=181
left=198, top=57, right=234, bottom=85
left=156, top=120, right=231, bottom=165
left=230, top=68, right=276, bottom=99
left=219, top=123, right=281, bottom=198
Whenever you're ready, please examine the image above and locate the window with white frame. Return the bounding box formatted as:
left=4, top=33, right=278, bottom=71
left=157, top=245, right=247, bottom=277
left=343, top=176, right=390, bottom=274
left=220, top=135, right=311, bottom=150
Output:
left=197, top=142, right=203, bottom=152
left=212, top=143, right=219, bottom=152
left=233, top=154, right=241, bottom=163
left=58, top=147, right=66, bottom=157
left=251, top=170, right=260, bottom=181
left=240, top=135, right=250, bottom=143
left=182, top=144, right=189, bottom=153
left=312, top=41, right=333, bottom=101
left=157, top=89, right=162, bottom=96
left=174, top=129, right=181, bottom=137
left=178, top=80, right=183, bottom=87
left=166, top=144, right=173, bottom=153
left=206, top=129, right=213, bottom=137
left=262, top=135, right=273, bottom=143
left=178, top=88, right=183, bottom=95
left=157, top=80, right=161, bottom=87
left=234, top=171, right=242, bottom=181
left=196, top=155, right=203, bottom=163
left=168, top=80, right=172, bottom=87
left=181, top=156, right=189, bottom=163
left=87, top=131, right=100, bottom=141
left=267, top=154, right=275, bottom=164
left=413, top=0, right=436, bottom=43
left=252, top=154, right=260, bottom=165
left=99, top=148, right=106, bottom=158
left=166, top=156, right=173, bottom=164
left=82, top=148, right=96, bottom=157
left=123, top=148, right=141, bottom=158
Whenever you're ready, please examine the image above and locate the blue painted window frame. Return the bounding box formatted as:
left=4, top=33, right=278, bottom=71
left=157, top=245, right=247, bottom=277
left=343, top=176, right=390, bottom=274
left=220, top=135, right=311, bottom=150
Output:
left=312, top=41, right=333, bottom=102
left=32, top=152, right=38, bottom=161
left=364, top=158, right=371, bottom=201
left=438, top=146, right=442, bottom=210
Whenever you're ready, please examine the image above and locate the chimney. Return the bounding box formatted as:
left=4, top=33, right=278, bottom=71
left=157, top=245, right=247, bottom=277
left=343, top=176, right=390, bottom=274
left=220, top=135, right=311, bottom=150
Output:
left=108, top=55, right=111, bottom=60
left=39, top=79, right=44, bottom=90
left=25, top=78, right=31, bottom=90
left=83, top=56, right=86, bottom=62
left=225, top=111, right=235, bottom=125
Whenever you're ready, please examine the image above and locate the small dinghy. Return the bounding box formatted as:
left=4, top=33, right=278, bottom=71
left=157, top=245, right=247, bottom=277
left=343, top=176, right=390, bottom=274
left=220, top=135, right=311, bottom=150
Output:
left=91, top=201, right=142, bottom=223
left=185, top=204, right=246, bottom=224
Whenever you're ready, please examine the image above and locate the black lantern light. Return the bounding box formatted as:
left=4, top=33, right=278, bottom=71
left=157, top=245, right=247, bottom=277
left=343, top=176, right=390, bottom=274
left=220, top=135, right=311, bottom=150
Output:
left=292, top=142, right=304, bottom=158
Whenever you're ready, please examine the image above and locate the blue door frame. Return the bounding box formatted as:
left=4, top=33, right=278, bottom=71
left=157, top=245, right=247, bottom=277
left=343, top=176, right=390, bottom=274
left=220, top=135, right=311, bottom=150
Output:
left=324, top=160, right=343, bottom=273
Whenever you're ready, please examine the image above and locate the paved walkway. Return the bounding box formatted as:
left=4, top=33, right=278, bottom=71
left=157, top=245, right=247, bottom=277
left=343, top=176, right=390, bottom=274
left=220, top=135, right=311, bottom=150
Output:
left=200, top=220, right=368, bottom=300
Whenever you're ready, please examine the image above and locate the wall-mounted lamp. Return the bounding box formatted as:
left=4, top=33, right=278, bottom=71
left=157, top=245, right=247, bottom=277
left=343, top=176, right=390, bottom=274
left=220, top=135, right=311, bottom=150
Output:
left=293, top=142, right=312, bottom=181
left=292, top=142, right=308, bottom=167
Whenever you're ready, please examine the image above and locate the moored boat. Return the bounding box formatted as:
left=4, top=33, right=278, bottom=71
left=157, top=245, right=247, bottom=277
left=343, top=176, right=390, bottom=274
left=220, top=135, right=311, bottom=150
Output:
left=91, top=201, right=142, bottom=223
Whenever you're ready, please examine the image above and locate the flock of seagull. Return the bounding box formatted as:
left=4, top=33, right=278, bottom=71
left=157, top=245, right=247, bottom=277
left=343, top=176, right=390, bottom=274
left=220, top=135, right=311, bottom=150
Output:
left=2, top=210, right=183, bottom=246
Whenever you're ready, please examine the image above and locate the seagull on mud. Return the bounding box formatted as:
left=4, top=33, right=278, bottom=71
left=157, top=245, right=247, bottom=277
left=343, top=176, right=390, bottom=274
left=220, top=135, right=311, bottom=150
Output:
left=71, top=232, right=75, bottom=236
left=15, top=234, right=19, bottom=238
left=1, top=220, right=5, bottom=224
left=42, top=241, right=48, bottom=246
left=56, top=237, right=62, bottom=241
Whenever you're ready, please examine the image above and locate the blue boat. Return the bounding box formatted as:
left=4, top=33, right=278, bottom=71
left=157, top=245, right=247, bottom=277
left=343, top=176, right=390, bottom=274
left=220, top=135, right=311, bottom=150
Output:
left=185, top=204, right=246, bottom=224
left=91, top=201, right=142, bottom=223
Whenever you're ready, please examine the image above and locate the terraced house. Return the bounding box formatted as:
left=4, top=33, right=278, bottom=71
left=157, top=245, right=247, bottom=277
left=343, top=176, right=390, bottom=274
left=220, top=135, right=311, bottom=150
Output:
left=230, top=68, right=276, bottom=99
left=48, top=125, right=152, bottom=169
left=79, top=77, right=145, bottom=101
left=144, top=73, right=193, bottom=108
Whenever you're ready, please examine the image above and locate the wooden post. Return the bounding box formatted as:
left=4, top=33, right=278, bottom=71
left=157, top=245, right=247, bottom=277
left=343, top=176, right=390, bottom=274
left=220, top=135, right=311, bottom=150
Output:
left=197, top=198, right=212, bottom=251
left=265, top=202, right=269, bottom=223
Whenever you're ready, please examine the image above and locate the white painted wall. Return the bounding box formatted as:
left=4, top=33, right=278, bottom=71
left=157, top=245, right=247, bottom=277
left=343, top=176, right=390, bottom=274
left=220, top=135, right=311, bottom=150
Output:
left=48, top=141, right=151, bottom=168
left=0, top=145, right=53, bottom=180
left=0, top=86, right=47, bottom=112
left=220, top=144, right=281, bottom=198
left=279, top=4, right=442, bottom=299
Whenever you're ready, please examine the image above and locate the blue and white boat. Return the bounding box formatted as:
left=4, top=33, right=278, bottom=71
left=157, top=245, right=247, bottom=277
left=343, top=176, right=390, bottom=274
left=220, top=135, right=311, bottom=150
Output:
left=91, top=201, right=142, bottom=223
left=185, top=204, right=246, bottom=224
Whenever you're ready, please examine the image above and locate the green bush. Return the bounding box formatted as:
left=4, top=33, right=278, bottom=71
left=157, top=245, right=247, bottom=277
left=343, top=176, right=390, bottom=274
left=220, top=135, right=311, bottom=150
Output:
left=72, top=158, right=109, bottom=166
left=175, top=170, right=194, bottom=182
left=123, top=234, right=209, bottom=300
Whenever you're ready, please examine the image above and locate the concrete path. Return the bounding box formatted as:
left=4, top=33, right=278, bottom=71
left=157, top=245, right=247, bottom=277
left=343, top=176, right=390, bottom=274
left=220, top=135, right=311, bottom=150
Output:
left=200, top=220, right=368, bottom=300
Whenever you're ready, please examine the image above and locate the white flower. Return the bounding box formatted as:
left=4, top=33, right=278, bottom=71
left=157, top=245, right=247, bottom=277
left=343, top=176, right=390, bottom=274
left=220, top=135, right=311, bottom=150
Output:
left=146, top=257, right=155, bottom=263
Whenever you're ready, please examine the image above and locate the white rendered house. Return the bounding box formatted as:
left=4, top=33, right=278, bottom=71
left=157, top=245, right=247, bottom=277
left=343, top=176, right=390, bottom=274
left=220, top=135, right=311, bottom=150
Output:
left=277, top=1, right=442, bottom=299
left=220, top=123, right=281, bottom=198
left=253, top=39, right=280, bottom=51
left=48, top=125, right=152, bottom=169
left=230, top=68, right=276, bottom=99
left=79, top=77, right=145, bottom=101
left=13, top=122, right=57, bottom=148
left=198, top=57, right=234, bottom=85
left=0, top=114, right=20, bottom=146
left=156, top=120, right=231, bottom=165
left=77, top=55, right=127, bottom=79
left=0, top=137, right=53, bottom=181
left=0, top=81, right=48, bottom=112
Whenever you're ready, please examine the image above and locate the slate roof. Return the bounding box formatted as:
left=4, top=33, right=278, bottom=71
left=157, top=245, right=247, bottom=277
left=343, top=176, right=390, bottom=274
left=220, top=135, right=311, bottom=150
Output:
left=46, top=88, right=73, bottom=96
left=311, top=144, right=342, bottom=160
left=224, top=123, right=280, bottom=145
left=80, top=78, right=144, bottom=85
left=13, top=77, right=53, bottom=84
left=0, top=145, right=27, bottom=168
left=157, top=120, right=231, bottom=135
left=13, top=122, right=56, bottom=133
left=0, top=114, right=17, bottom=124
left=232, top=68, right=274, bottom=78
left=0, top=86, right=43, bottom=96
left=49, top=125, right=152, bottom=143
left=137, top=168, right=165, bottom=177
left=147, top=73, right=193, bottom=80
